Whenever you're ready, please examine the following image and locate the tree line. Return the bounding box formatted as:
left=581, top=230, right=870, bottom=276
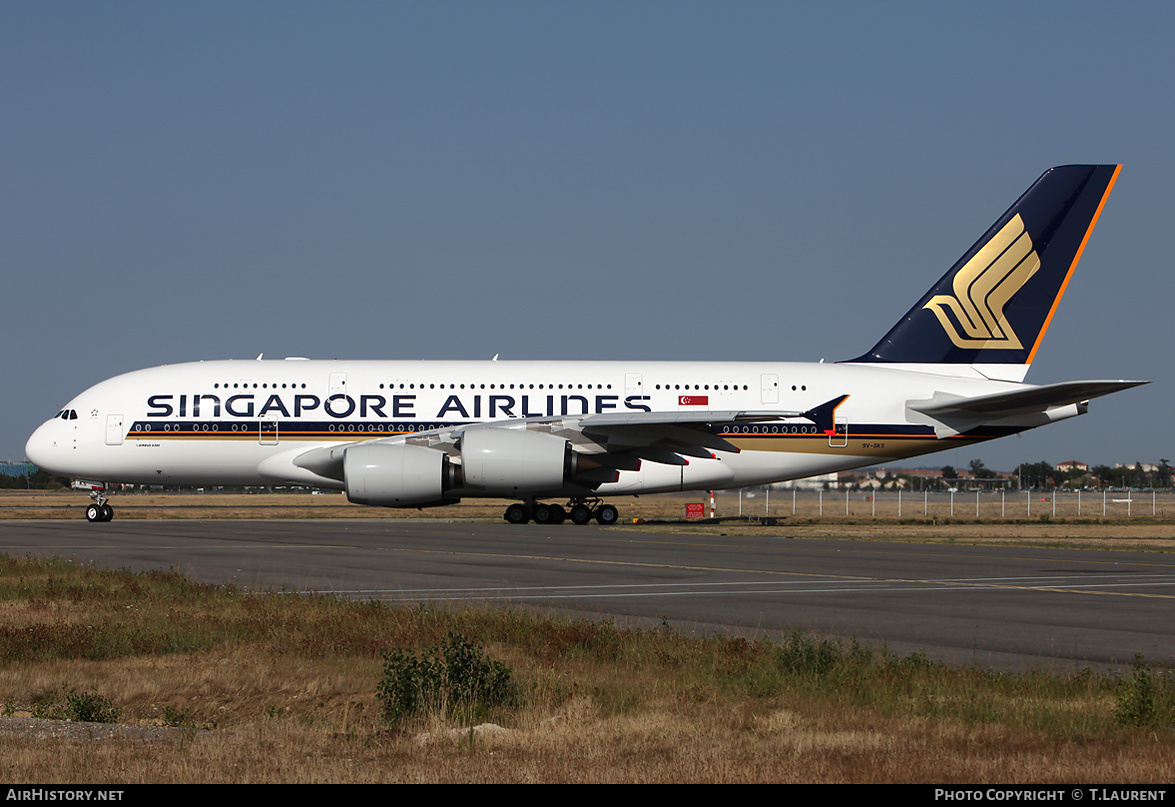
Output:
left=0, top=469, right=71, bottom=490
left=956, top=458, right=1173, bottom=490
left=854, top=458, right=1174, bottom=491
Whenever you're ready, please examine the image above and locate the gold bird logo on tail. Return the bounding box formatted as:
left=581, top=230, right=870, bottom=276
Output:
left=922, top=214, right=1040, bottom=350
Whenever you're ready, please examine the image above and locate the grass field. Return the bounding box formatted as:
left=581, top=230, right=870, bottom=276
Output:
left=0, top=489, right=1173, bottom=783
left=0, top=554, right=1169, bottom=784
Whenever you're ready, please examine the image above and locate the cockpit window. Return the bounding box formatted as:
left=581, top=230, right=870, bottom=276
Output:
left=57, top=409, right=78, bottom=420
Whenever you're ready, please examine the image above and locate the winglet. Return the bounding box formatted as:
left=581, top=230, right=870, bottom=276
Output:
left=802, top=395, right=850, bottom=433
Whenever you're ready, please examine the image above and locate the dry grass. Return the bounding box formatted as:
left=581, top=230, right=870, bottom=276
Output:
left=2, top=491, right=1174, bottom=782
left=7, top=701, right=1172, bottom=784
left=0, top=555, right=1169, bottom=783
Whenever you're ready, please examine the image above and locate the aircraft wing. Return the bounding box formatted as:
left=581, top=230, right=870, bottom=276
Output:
left=578, top=409, right=801, bottom=427
left=281, top=399, right=849, bottom=486
left=573, top=411, right=782, bottom=462
left=571, top=397, right=848, bottom=462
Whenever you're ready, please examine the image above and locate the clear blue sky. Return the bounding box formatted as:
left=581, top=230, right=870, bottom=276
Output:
left=4, top=2, right=1171, bottom=472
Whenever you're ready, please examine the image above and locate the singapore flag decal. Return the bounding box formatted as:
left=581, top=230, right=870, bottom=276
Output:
left=678, top=395, right=709, bottom=406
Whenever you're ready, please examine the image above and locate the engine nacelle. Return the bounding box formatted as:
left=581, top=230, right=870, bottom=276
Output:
left=460, top=427, right=571, bottom=496
left=344, top=443, right=457, bottom=507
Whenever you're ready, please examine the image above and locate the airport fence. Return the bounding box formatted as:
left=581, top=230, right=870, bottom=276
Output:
left=714, top=487, right=1174, bottom=521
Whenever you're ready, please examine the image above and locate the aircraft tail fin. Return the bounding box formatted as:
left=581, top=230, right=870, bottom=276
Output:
left=847, top=165, right=1120, bottom=378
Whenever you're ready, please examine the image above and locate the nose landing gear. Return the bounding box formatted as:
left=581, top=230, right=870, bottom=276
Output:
left=85, top=488, right=113, bottom=522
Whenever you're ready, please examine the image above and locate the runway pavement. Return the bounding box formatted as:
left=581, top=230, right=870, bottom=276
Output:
left=2, top=518, right=1173, bottom=672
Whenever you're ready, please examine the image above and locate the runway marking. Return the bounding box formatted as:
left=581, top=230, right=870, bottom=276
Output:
left=8, top=526, right=1175, bottom=602
left=309, top=571, right=1175, bottom=602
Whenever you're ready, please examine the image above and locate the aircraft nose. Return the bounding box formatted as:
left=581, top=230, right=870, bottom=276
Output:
left=25, top=421, right=59, bottom=472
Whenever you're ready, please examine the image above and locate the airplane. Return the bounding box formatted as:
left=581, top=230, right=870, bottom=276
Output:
left=26, top=164, right=1146, bottom=525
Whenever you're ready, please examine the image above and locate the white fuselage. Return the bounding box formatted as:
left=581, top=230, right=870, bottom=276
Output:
left=24, top=167, right=1139, bottom=523
left=25, top=358, right=1072, bottom=498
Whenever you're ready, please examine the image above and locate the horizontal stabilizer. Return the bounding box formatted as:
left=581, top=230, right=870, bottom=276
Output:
left=908, top=380, right=1147, bottom=418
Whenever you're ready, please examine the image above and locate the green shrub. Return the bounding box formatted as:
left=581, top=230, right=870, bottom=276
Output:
left=1115, top=655, right=1162, bottom=728
left=376, top=631, right=516, bottom=726
left=30, top=687, right=120, bottom=724
left=161, top=704, right=195, bottom=728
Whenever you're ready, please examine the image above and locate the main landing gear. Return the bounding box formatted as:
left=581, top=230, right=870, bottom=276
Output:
left=503, top=499, right=619, bottom=526
left=85, top=489, right=114, bottom=523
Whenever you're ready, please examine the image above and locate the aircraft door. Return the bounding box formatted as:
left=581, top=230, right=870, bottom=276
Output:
left=829, top=419, right=848, bottom=448
left=259, top=417, right=279, bottom=446
left=761, top=374, right=779, bottom=404
left=105, top=414, right=125, bottom=446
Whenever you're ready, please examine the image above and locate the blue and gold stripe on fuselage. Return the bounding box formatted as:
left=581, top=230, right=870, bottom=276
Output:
left=127, top=419, right=1024, bottom=461
left=718, top=422, right=1023, bottom=458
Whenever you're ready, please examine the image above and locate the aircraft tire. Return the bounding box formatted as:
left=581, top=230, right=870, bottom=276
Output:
left=504, top=503, right=530, bottom=524
left=570, top=504, right=593, bottom=525
left=595, top=504, right=619, bottom=525
left=101, top=504, right=114, bottom=522
left=86, top=504, right=102, bottom=523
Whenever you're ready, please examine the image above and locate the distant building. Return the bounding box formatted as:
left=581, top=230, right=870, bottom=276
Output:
left=770, top=473, right=839, bottom=490
left=1056, top=460, right=1088, bottom=473
left=1113, top=462, right=1157, bottom=472
left=839, top=466, right=1014, bottom=489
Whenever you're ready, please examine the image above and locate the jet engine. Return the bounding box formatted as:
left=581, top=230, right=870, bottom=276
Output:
left=459, top=427, right=572, bottom=496
left=342, top=428, right=582, bottom=507
left=343, top=442, right=458, bottom=507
